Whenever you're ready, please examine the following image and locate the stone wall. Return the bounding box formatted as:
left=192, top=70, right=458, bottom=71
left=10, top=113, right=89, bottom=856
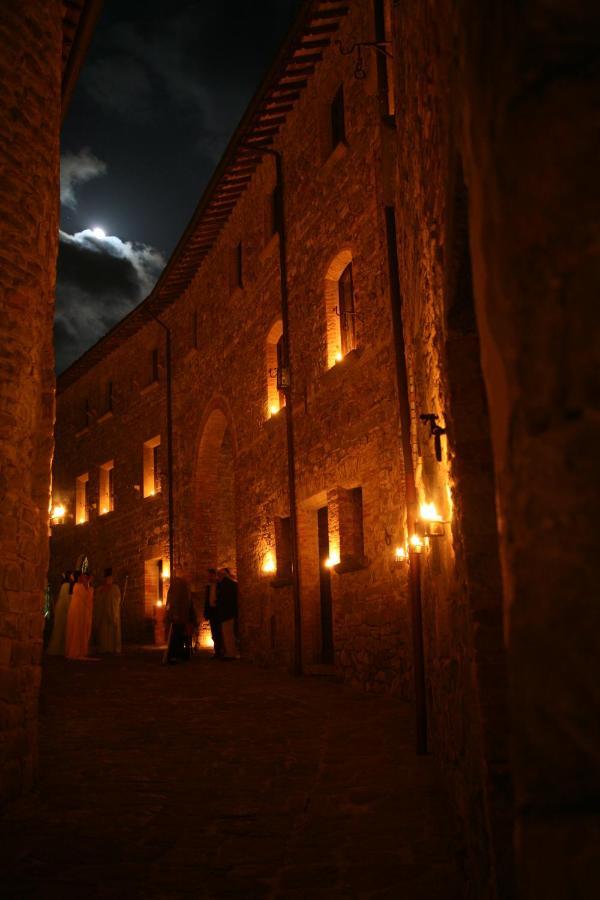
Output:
left=389, top=3, right=513, bottom=896
left=453, top=2, right=600, bottom=897
left=0, top=0, right=62, bottom=804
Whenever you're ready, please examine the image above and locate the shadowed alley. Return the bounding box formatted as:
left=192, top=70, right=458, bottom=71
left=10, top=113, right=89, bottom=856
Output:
left=1, top=651, right=461, bottom=899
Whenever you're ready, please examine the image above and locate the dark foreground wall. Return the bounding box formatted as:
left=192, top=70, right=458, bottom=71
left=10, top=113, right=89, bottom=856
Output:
left=396, top=1, right=599, bottom=897
left=0, top=0, right=62, bottom=804
left=462, top=3, right=600, bottom=896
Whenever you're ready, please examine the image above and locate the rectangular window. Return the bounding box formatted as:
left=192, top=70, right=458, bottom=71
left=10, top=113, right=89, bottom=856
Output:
left=276, top=334, right=287, bottom=408
left=229, top=241, right=243, bottom=292
left=338, top=262, right=356, bottom=354
left=264, top=186, right=281, bottom=243
left=330, top=84, right=346, bottom=150
left=143, top=435, right=161, bottom=497
left=275, top=516, right=293, bottom=579
left=99, top=461, right=114, bottom=515
left=144, top=556, right=167, bottom=615
left=336, top=485, right=365, bottom=568
left=76, top=473, right=89, bottom=525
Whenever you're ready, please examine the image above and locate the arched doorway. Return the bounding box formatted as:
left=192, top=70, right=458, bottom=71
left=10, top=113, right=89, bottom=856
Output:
left=194, top=407, right=238, bottom=577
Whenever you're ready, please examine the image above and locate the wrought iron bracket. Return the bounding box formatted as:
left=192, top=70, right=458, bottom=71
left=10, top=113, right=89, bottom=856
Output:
left=419, top=413, right=447, bottom=462
left=335, top=39, right=393, bottom=80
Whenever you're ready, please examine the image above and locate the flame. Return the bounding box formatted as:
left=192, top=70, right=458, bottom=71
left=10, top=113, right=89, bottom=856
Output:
left=409, top=534, right=424, bottom=553
left=156, top=600, right=163, bottom=608
left=51, top=504, right=65, bottom=521
left=262, top=551, right=276, bottom=574
left=419, top=502, right=443, bottom=522
left=325, top=550, right=340, bottom=569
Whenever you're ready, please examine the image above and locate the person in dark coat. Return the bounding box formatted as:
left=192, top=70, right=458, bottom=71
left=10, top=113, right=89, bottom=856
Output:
left=165, top=570, right=196, bottom=663
left=203, top=568, right=223, bottom=658
left=217, top=568, right=239, bottom=659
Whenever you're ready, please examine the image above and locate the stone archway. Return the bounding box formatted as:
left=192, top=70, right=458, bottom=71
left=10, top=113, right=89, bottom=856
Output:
left=194, top=407, right=238, bottom=578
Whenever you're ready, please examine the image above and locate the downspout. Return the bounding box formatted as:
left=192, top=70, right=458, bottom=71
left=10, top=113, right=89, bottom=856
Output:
left=240, top=143, right=303, bottom=676
left=384, top=206, right=428, bottom=755
left=152, top=316, right=175, bottom=581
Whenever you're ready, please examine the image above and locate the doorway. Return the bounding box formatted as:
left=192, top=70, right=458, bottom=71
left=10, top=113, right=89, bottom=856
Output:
left=317, top=506, right=334, bottom=664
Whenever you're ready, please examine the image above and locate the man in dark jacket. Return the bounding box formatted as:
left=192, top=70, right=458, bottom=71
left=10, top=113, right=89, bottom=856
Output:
left=217, top=568, right=239, bottom=659
left=203, top=568, right=223, bottom=658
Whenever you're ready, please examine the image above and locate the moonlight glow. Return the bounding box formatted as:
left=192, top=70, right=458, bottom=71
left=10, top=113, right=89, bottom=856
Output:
left=91, top=226, right=106, bottom=239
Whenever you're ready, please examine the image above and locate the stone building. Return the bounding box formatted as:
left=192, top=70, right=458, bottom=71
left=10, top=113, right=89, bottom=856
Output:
left=1, top=2, right=597, bottom=900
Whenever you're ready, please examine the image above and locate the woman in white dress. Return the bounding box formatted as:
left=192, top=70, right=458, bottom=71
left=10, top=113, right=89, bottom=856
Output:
left=47, top=572, right=73, bottom=655
left=65, top=572, right=94, bottom=659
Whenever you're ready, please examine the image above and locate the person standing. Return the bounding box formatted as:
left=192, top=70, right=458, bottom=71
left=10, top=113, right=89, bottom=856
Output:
left=217, top=568, right=239, bottom=660
left=165, top=569, right=196, bottom=663
left=203, top=568, right=223, bottom=658
left=95, top=568, right=122, bottom=653
left=47, top=571, right=73, bottom=655
left=65, top=571, right=94, bottom=660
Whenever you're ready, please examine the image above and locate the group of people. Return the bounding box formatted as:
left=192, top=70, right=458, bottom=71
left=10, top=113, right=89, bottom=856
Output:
left=47, top=568, right=122, bottom=660
left=164, top=567, right=239, bottom=663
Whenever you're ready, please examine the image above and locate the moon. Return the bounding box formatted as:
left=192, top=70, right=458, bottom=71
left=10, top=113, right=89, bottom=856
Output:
left=91, top=226, right=106, bottom=239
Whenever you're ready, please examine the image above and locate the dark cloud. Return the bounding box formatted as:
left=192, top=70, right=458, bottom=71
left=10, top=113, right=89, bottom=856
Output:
left=55, top=229, right=165, bottom=373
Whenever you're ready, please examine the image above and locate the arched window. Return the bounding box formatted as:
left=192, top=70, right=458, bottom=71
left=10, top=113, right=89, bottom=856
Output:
left=266, top=319, right=286, bottom=418
left=324, top=249, right=355, bottom=368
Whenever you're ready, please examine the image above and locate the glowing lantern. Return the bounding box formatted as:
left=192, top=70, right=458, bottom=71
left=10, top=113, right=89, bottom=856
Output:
left=51, top=504, right=66, bottom=523
left=409, top=534, right=424, bottom=554
left=394, top=545, right=406, bottom=562
left=262, top=551, right=276, bottom=574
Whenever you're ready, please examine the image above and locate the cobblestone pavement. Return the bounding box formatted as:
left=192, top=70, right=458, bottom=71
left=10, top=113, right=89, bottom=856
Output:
left=1, top=650, right=462, bottom=899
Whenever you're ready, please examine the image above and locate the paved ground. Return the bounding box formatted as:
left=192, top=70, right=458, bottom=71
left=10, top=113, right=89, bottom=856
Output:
left=1, top=650, right=462, bottom=899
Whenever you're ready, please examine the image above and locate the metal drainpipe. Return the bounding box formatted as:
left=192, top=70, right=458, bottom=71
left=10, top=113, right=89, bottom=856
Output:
left=152, top=316, right=175, bottom=582
left=240, top=143, right=303, bottom=676
left=384, top=205, right=428, bottom=755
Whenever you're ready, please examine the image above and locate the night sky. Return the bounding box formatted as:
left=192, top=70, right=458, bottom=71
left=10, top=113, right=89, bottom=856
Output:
left=57, top=0, right=302, bottom=374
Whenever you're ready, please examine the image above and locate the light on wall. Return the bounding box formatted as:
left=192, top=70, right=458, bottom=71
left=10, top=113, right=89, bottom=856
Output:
left=262, top=551, right=276, bottom=574
left=161, top=561, right=170, bottom=581
left=50, top=503, right=66, bottom=524
left=324, top=549, right=340, bottom=569
left=269, top=404, right=280, bottom=417
left=418, top=501, right=447, bottom=537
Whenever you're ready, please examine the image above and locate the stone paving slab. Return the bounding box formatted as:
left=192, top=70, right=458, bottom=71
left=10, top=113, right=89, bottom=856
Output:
left=0, top=650, right=463, bottom=898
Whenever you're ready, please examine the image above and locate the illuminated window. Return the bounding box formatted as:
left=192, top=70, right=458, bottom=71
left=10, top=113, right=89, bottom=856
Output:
left=99, top=461, right=114, bottom=514
left=75, top=473, right=89, bottom=524
left=229, top=241, right=243, bottom=292
left=324, top=249, right=355, bottom=367
left=143, top=436, right=161, bottom=497
left=337, top=262, right=356, bottom=355
left=266, top=320, right=287, bottom=417
left=330, top=84, right=346, bottom=150
left=144, top=556, right=167, bottom=615
left=337, top=486, right=365, bottom=567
